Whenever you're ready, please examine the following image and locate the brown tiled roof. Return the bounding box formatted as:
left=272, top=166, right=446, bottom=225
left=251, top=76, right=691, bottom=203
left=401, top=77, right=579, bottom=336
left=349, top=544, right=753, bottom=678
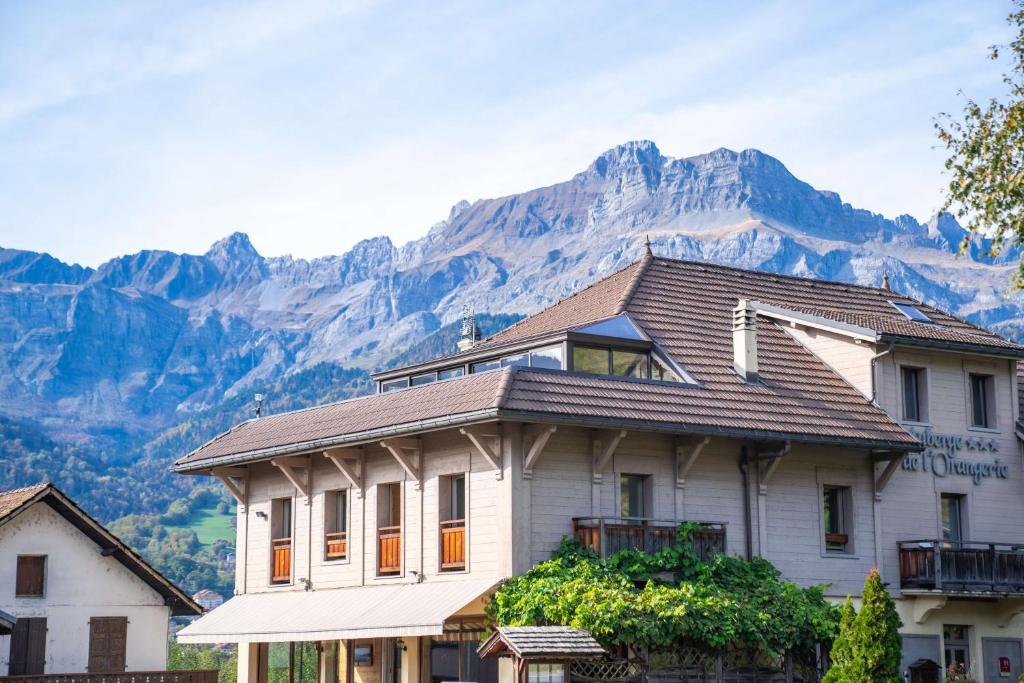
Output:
left=0, top=483, right=201, bottom=616
left=0, top=483, right=49, bottom=520
left=175, top=370, right=511, bottom=468
left=179, top=256, right=962, bottom=471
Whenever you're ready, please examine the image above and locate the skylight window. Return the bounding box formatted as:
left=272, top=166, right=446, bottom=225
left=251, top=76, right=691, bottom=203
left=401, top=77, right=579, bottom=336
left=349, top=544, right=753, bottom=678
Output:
left=889, top=301, right=934, bottom=324
left=573, top=315, right=647, bottom=341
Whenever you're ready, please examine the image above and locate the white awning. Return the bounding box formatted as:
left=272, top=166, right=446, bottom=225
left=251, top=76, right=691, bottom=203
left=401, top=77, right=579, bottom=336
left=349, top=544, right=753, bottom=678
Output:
left=177, top=577, right=501, bottom=644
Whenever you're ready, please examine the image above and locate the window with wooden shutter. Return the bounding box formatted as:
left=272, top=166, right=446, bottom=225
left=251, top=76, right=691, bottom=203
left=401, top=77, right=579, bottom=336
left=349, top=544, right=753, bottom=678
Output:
left=88, top=617, right=128, bottom=673
left=9, top=617, right=47, bottom=675
left=15, top=555, right=46, bottom=597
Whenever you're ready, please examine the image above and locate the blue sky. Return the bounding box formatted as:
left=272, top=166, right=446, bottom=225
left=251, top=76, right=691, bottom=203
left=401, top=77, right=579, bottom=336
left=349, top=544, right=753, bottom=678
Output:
left=0, top=0, right=1014, bottom=267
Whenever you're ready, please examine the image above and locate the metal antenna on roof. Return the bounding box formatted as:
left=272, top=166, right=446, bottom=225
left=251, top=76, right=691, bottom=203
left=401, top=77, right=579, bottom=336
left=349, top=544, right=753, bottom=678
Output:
left=881, top=272, right=891, bottom=291
left=254, top=393, right=265, bottom=419
left=644, top=234, right=653, bottom=257
left=457, top=305, right=479, bottom=352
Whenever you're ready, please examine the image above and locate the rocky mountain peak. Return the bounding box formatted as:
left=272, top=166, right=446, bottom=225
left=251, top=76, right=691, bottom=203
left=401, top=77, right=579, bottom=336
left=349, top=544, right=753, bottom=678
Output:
left=585, top=140, right=665, bottom=178
left=205, top=232, right=261, bottom=265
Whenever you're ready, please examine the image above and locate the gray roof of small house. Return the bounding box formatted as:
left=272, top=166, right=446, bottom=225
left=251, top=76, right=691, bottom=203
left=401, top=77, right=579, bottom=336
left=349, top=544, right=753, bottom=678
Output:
left=478, top=626, right=606, bottom=660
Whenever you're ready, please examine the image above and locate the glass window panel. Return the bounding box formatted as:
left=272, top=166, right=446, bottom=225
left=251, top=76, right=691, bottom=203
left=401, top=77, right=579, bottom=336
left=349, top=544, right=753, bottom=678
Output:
left=902, top=367, right=921, bottom=422
left=620, top=474, right=646, bottom=518
left=573, top=346, right=609, bottom=374
left=381, top=378, right=408, bottom=393
left=970, top=374, right=993, bottom=427
left=651, top=354, right=682, bottom=382
left=501, top=353, right=529, bottom=367
left=574, top=315, right=646, bottom=340
left=612, top=349, right=648, bottom=378
left=267, top=643, right=290, bottom=683
left=293, top=643, right=318, bottom=683
left=430, top=642, right=459, bottom=682
left=941, top=494, right=963, bottom=543
left=410, top=372, right=436, bottom=386
left=438, top=367, right=464, bottom=380
left=823, top=485, right=851, bottom=553
left=890, top=301, right=933, bottom=323
left=450, top=475, right=466, bottom=520
left=530, top=346, right=563, bottom=369
left=470, top=359, right=501, bottom=373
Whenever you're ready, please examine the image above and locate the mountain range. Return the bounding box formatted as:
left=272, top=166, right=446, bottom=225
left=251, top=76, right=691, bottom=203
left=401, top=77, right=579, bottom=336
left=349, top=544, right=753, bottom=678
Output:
left=3, top=140, right=1022, bottom=520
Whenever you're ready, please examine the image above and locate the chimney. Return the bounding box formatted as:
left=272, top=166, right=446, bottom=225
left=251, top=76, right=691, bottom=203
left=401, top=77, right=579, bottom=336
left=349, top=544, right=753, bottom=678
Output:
left=457, top=306, right=480, bottom=352
left=732, top=299, right=759, bottom=382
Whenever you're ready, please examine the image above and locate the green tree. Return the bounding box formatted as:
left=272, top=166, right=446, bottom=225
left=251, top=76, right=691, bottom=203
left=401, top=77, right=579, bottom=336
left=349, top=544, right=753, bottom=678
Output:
left=823, top=568, right=902, bottom=683
left=937, top=0, right=1024, bottom=285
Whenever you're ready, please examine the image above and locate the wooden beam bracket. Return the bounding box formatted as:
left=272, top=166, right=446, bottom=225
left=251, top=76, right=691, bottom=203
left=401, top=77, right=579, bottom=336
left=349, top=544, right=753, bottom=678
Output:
left=460, top=426, right=503, bottom=479
left=873, top=452, right=906, bottom=501
left=592, top=429, right=627, bottom=483
left=381, top=438, right=422, bottom=490
left=212, top=467, right=248, bottom=508
left=756, top=441, right=790, bottom=495
left=271, top=457, right=312, bottom=501
left=675, top=436, right=710, bottom=490
left=523, top=425, right=557, bottom=479
left=324, top=447, right=365, bottom=498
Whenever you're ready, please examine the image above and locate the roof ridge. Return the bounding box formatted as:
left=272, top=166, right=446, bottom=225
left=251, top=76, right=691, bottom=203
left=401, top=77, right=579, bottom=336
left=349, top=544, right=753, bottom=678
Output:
left=614, top=246, right=654, bottom=314
left=0, top=482, right=51, bottom=498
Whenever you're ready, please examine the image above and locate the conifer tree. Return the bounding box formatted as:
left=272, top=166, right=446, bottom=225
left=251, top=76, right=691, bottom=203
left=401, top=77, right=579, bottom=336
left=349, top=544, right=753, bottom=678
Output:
left=822, top=568, right=903, bottom=683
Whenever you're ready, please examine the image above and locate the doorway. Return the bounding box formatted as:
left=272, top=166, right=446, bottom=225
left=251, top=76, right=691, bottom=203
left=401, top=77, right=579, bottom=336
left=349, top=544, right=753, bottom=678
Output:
left=982, top=638, right=1023, bottom=683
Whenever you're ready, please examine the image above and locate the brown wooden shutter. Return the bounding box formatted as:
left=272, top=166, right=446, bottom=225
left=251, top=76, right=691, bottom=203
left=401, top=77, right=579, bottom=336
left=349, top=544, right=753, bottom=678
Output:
left=9, top=617, right=46, bottom=675
left=88, top=617, right=128, bottom=673
left=15, top=556, right=46, bottom=597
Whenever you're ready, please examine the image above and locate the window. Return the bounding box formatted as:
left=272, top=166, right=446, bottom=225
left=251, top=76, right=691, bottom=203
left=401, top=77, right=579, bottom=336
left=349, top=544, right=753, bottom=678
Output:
left=901, top=366, right=927, bottom=422
left=270, top=498, right=292, bottom=584
left=15, top=555, right=45, bottom=597
left=941, top=493, right=965, bottom=543
left=528, top=664, right=566, bottom=683
left=620, top=474, right=648, bottom=518
left=381, top=378, right=408, bottom=393
left=438, top=367, right=464, bottom=380
left=470, top=358, right=501, bottom=373
left=612, top=350, right=649, bottom=378
left=573, top=346, right=610, bottom=374
left=440, top=474, right=467, bottom=571
left=651, top=353, right=683, bottom=382
left=943, top=625, right=970, bottom=672
left=822, top=485, right=852, bottom=554
left=259, top=642, right=318, bottom=683
left=969, top=373, right=995, bottom=428
left=529, top=345, right=563, bottom=369
left=410, top=372, right=436, bottom=386
left=353, top=643, right=374, bottom=666
left=430, top=639, right=498, bottom=683
left=890, top=301, right=934, bottom=323
left=500, top=353, right=529, bottom=367
left=8, top=617, right=46, bottom=675
left=324, top=490, right=348, bottom=560
left=377, top=482, right=402, bottom=575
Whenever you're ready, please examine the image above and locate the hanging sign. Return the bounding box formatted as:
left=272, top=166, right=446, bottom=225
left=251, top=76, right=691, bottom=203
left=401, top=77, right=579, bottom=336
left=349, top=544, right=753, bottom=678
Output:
left=901, top=428, right=1007, bottom=485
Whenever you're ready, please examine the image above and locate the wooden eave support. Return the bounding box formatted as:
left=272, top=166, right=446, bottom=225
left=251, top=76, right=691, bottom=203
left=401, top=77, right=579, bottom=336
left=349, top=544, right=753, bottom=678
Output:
left=523, top=425, right=557, bottom=479
left=755, top=441, right=791, bottom=495
left=270, top=456, right=312, bottom=501
left=324, top=447, right=365, bottom=497
left=460, top=426, right=503, bottom=479
left=592, top=429, right=627, bottom=483
left=675, top=436, right=710, bottom=490
left=212, top=467, right=248, bottom=507
left=380, top=438, right=422, bottom=490
left=872, top=450, right=906, bottom=500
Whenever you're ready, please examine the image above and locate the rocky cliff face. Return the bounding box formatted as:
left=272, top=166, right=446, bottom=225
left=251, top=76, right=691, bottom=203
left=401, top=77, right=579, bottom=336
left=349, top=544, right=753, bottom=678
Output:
left=2, top=141, right=1021, bottom=445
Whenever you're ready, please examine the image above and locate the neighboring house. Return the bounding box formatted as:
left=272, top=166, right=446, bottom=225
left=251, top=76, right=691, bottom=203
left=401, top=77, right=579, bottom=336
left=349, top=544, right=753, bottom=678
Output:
left=175, top=249, right=1024, bottom=683
left=0, top=484, right=202, bottom=676
left=192, top=590, right=224, bottom=612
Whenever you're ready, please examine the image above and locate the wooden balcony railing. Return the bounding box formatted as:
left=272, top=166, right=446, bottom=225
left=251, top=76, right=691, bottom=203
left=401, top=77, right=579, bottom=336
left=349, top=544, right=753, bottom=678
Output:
left=271, top=537, right=291, bottom=583
left=0, top=670, right=219, bottom=683
left=440, top=519, right=466, bottom=571
left=378, top=525, right=402, bottom=575
left=325, top=531, right=348, bottom=560
left=899, top=539, right=1024, bottom=593
left=573, top=517, right=727, bottom=561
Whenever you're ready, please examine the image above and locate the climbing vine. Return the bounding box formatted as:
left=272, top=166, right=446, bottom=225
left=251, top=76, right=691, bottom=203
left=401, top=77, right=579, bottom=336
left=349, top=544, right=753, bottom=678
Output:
left=487, top=524, right=840, bottom=658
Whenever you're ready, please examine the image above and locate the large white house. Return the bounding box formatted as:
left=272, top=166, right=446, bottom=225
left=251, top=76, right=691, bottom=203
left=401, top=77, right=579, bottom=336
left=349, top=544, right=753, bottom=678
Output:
left=175, top=251, right=1024, bottom=683
left=0, top=483, right=201, bottom=676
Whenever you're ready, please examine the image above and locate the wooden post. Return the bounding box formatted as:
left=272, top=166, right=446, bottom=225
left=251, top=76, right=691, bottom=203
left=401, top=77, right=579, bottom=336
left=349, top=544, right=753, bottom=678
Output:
left=934, top=543, right=942, bottom=591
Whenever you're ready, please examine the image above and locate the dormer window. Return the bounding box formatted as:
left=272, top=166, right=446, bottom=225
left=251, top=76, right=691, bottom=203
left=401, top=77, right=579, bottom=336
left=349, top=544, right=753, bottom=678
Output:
left=470, top=346, right=564, bottom=374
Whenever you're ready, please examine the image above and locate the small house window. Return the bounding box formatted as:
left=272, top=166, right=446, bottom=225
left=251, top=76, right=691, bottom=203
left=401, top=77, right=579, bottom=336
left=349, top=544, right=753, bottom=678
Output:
left=15, top=556, right=45, bottom=597
left=440, top=474, right=467, bottom=571
left=941, top=493, right=965, bottom=543
left=270, top=498, right=292, bottom=584
left=410, top=372, right=436, bottom=386
left=573, top=346, right=610, bottom=374
left=377, top=482, right=402, bottom=575
left=530, top=346, right=563, bottom=369
left=324, top=490, right=348, bottom=561
left=901, top=367, right=927, bottom=422
left=528, top=664, right=565, bottom=683
left=822, top=485, right=853, bottom=554
left=969, top=373, right=995, bottom=428
left=438, top=367, right=464, bottom=380
left=381, top=378, right=408, bottom=393
left=620, top=474, right=649, bottom=519
left=612, top=350, right=648, bottom=378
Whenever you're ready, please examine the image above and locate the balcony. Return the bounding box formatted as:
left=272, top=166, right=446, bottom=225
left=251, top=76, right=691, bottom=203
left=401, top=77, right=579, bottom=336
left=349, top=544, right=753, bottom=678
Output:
left=899, top=540, right=1024, bottom=594
left=440, top=519, right=466, bottom=571
left=325, top=530, right=348, bottom=560
left=271, top=537, right=291, bottom=584
left=0, top=671, right=219, bottom=683
left=378, top=525, right=402, bottom=575
left=573, top=517, right=727, bottom=561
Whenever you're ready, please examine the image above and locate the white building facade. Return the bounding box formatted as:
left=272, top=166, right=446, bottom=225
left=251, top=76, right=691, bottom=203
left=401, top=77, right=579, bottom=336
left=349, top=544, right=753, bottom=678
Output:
left=0, top=484, right=201, bottom=676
